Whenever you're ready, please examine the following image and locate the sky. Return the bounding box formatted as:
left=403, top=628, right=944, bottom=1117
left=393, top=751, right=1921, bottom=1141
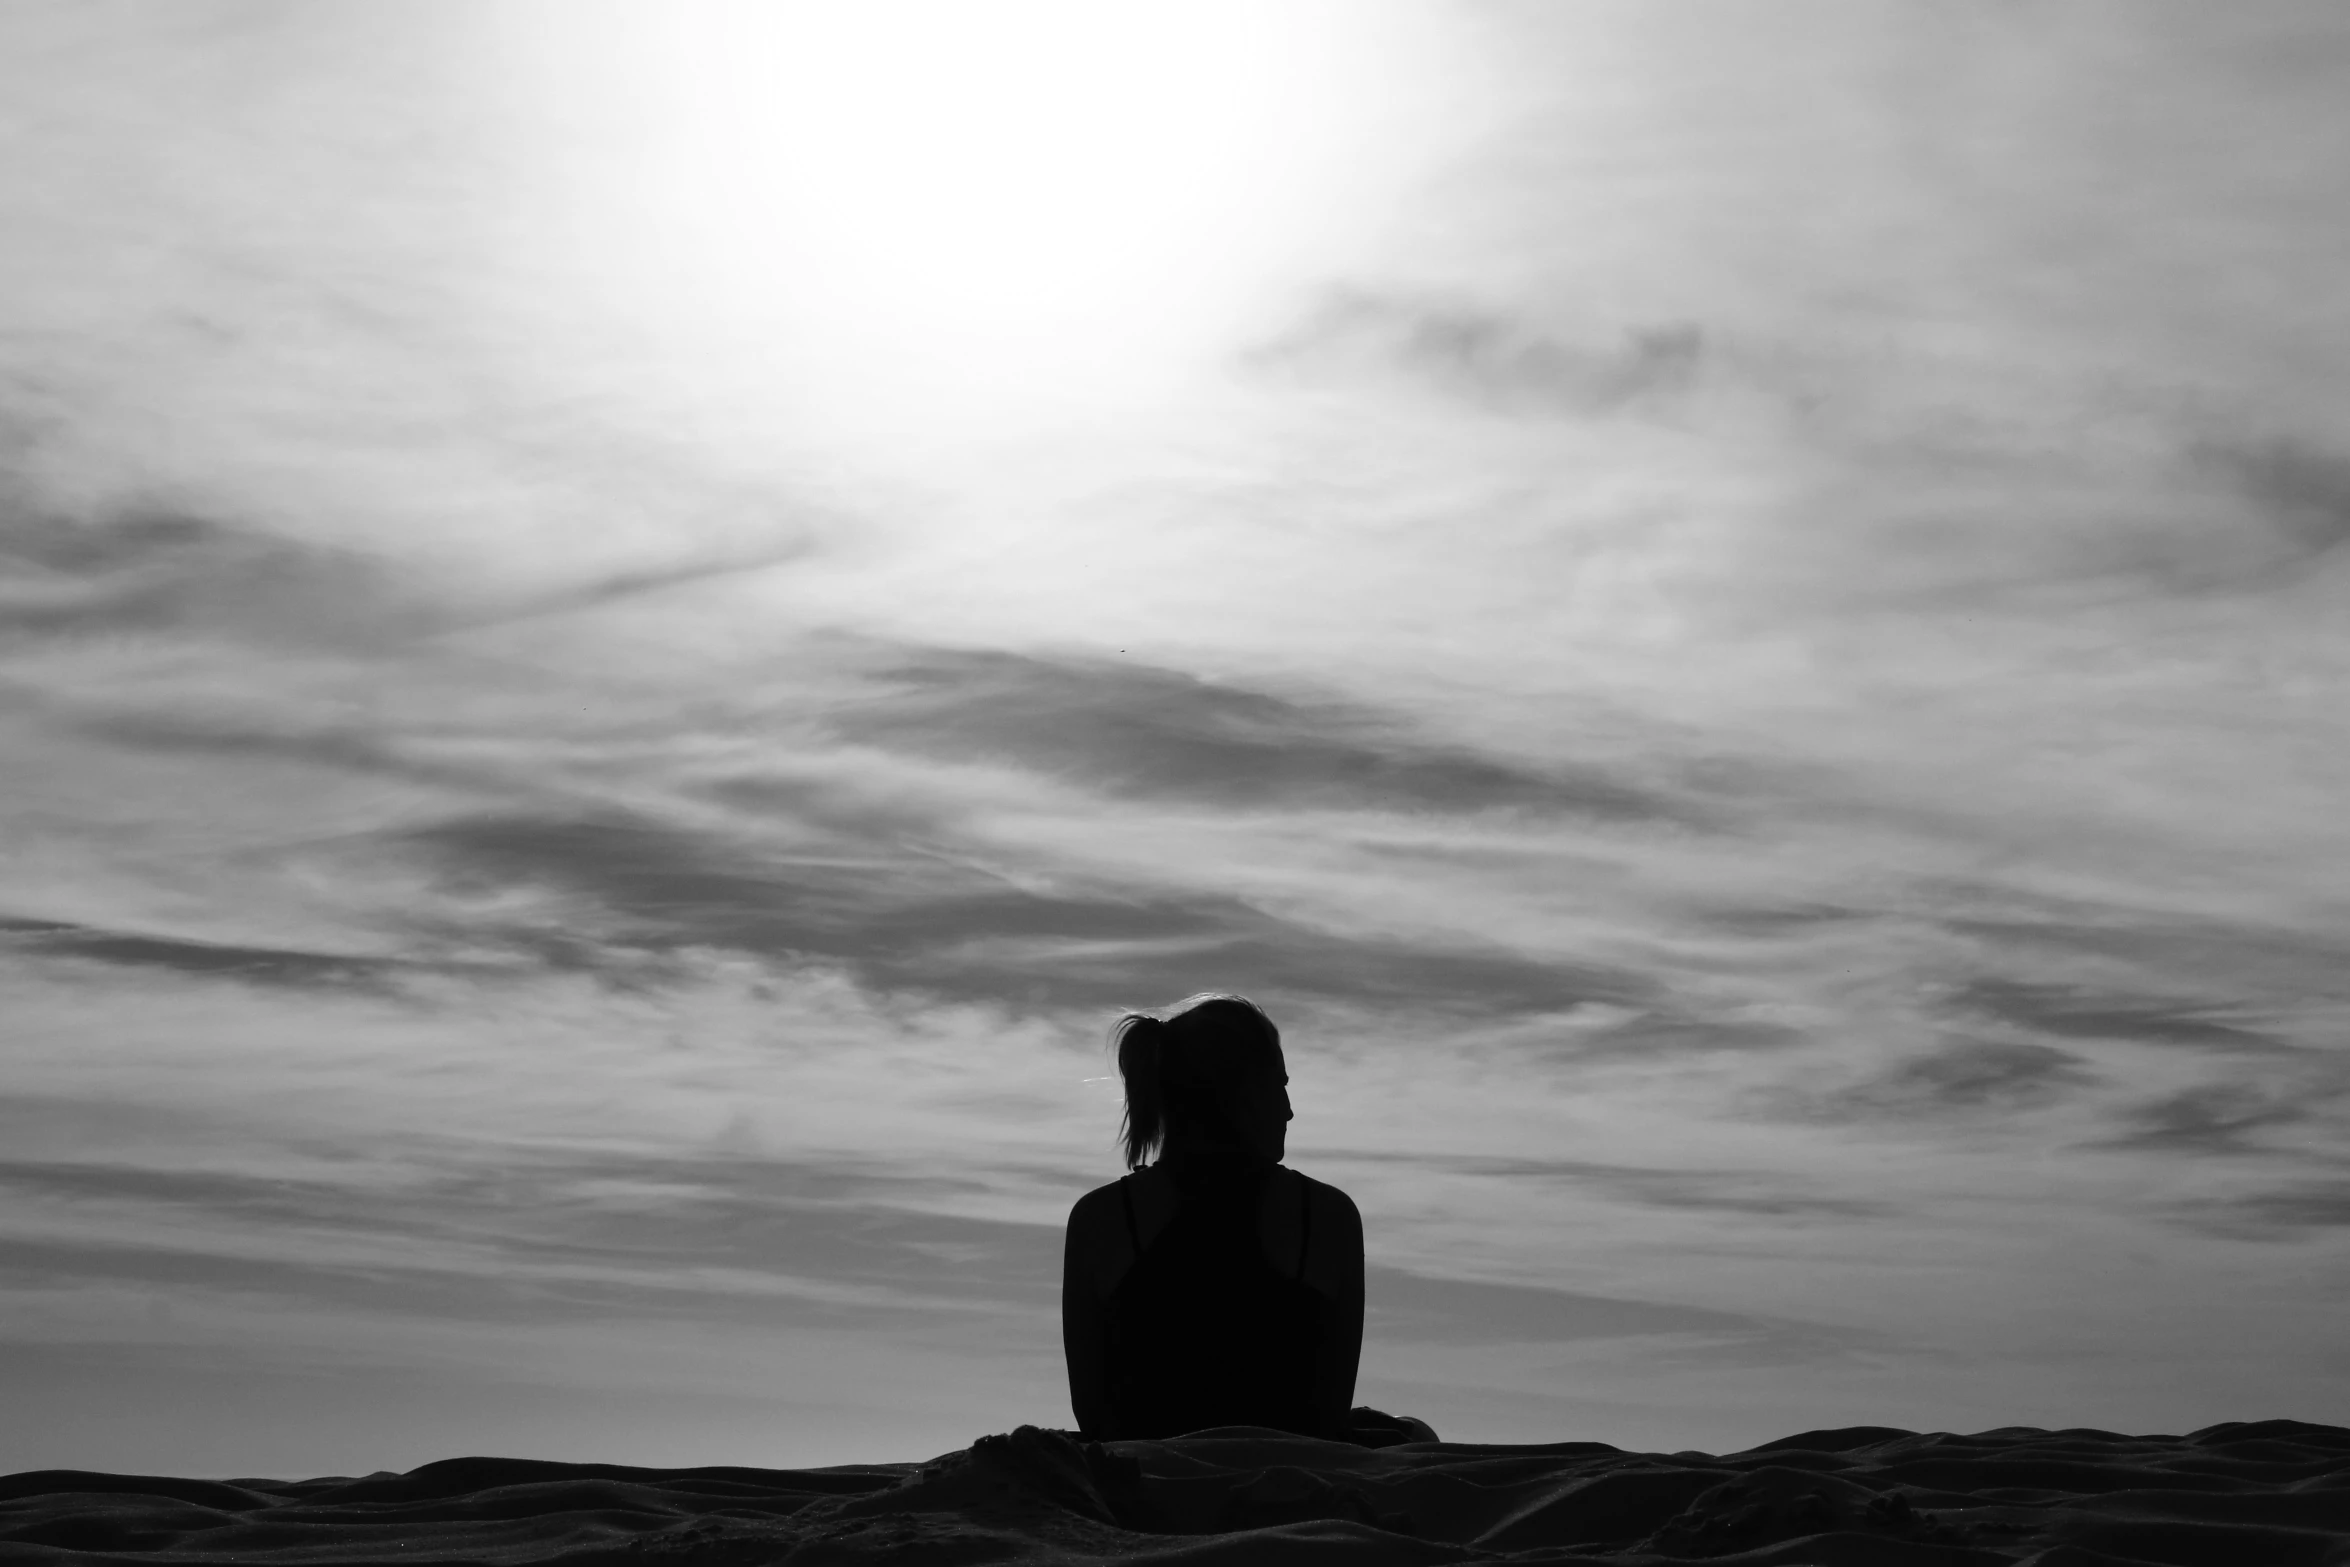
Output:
left=4, top=0, right=2349, bottom=1478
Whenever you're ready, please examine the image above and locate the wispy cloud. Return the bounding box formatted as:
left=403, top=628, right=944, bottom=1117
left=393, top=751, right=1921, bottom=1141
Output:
left=1804, top=1038, right=2101, bottom=1121
left=1942, top=979, right=2294, bottom=1057
left=1252, top=288, right=1707, bottom=418
left=2178, top=1179, right=2350, bottom=1240
left=831, top=645, right=1700, bottom=824
left=1326, top=1150, right=1891, bottom=1222
left=2197, top=437, right=2350, bottom=568
left=2091, top=1082, right=2322, bottom=1157
left=1364, top=1265, right=1863, bottom=1364
left=0, top=507, right=418, bottom=646
left=389, top=803, right=1653, bottom=1018
left=1, top=917, right=410, bottom=991
left=0, top=1142, right=1050, bottom=1330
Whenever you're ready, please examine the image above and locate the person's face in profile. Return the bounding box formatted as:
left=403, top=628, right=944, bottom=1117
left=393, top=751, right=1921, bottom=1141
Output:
left=1231, top=1049, right=1294, bottom=1162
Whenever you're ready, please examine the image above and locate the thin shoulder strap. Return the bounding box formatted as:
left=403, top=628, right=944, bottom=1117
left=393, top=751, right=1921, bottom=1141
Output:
left=1118, top=1175, right=1143, bottom=1257
left=1295, top=1172, right=1311, bottom=1279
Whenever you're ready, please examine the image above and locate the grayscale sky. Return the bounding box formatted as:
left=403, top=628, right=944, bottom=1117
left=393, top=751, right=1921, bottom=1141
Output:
left=4, top=0, right=2348, bottom=1476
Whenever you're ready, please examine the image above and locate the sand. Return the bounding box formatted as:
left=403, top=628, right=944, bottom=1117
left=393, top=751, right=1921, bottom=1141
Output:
left=4, top=1419, right=2346, bottom=1565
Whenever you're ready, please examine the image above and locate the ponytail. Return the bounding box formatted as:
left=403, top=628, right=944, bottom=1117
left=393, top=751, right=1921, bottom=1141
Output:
left=1113, top=1013, right=1168, bottom=1170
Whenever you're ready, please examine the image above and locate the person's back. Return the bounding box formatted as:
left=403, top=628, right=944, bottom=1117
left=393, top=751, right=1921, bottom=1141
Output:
left=1062, top=994, right=1425, bottom=1445
left=1103, top=1149, right=1329, bottom=1438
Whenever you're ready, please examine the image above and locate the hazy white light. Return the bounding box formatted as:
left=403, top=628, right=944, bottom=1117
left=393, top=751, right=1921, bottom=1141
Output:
left=509, top=0, right=1405, bottom=449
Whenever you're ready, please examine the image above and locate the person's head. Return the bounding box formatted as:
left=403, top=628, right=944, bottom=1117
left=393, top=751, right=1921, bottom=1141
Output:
left=1112, top=993, right=1290, bottom=1169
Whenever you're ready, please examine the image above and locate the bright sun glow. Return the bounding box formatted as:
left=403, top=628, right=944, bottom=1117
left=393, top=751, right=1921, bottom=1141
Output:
left=505, top=0, right=1411, bottom=449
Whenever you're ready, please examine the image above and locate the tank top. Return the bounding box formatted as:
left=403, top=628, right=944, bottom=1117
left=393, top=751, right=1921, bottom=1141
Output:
left=1101, top=1154, right=1328, bottom=1440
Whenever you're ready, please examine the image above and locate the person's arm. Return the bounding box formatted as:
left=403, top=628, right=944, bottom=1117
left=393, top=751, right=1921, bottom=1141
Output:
left=1061, top=1189, right=1116, bottom=1439
left=1311, top=1184, right=1365, bottom=1441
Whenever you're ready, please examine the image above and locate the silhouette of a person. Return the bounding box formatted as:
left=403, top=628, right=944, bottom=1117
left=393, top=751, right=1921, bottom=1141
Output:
left=1062, top=994, right=1432, bottom=1445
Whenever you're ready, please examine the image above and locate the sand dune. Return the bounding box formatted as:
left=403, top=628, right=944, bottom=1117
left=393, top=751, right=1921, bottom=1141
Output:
left=4, top=1419, right=2345, bottom=1565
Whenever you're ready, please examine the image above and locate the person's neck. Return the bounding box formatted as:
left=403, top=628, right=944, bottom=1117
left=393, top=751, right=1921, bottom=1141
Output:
left=1159, top=1136, right=1271, bottom=1170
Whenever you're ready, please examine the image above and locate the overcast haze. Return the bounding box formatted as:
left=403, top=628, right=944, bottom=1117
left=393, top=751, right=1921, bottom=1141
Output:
left=4, top=0, right=2348, bottom=1477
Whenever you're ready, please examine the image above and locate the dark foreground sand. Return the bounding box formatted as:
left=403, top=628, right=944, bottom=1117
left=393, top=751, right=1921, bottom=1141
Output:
left=5, top=1420, right=2346, bottom=1566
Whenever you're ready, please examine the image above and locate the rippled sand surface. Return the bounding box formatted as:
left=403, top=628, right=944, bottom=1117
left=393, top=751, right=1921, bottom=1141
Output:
left=5, top=1419, right=2346, bottom=1565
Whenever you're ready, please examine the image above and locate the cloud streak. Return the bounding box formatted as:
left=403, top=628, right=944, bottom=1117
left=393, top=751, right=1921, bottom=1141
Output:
left=831, top=645, right=1701, bottom=824
left=2091, top=1083, right=2322, bottom=1158
left=1, top=918, right=409, bottom=991
left=1942, top=979, right=2294, bottom=1058
left=1253, top=288, right=1708, bottom=418
left=390, top=804, right=1653, bottom=1018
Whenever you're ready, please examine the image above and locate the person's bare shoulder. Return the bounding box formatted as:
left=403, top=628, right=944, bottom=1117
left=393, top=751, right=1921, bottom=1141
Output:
left=1294, top=1170, right=1363, bottom=1245
left=1068, top=1176, right=1142, bottom=1299
left=1068, top=1177, right=1127, bottom=1238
